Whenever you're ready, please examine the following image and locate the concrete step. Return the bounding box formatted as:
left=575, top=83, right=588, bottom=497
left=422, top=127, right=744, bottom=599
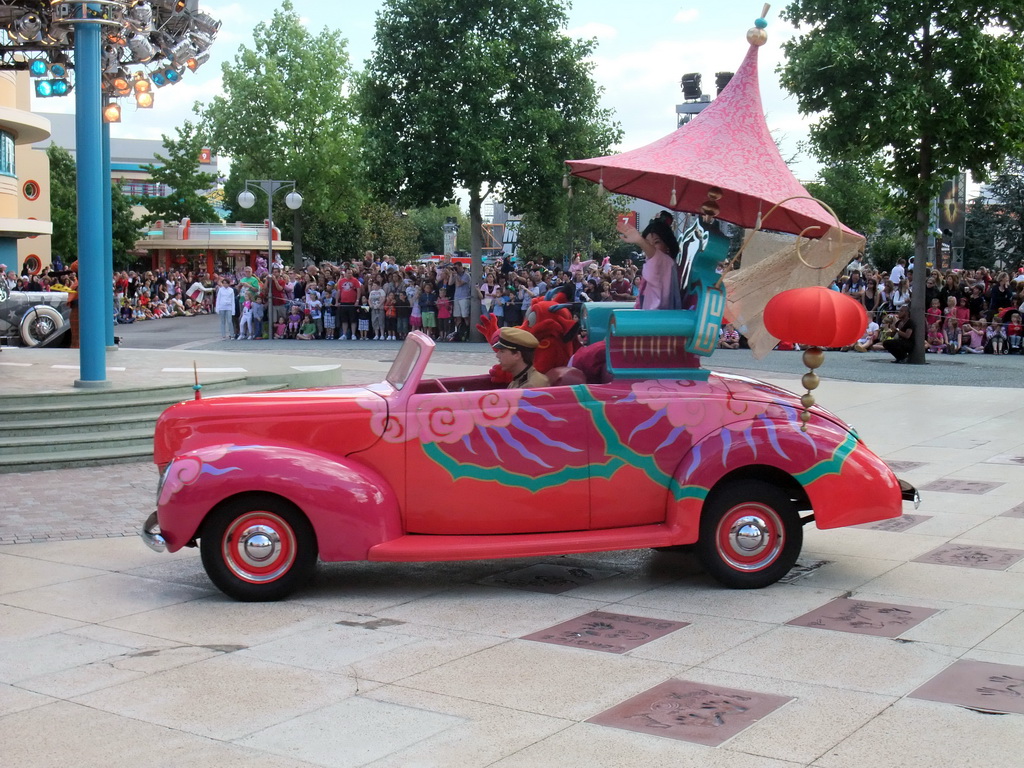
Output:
left=0, top=444, right=153, bottom=473
left=0, top=382, right=289, bottom=472
left=0, top=428, right=153, bottom=458
left=1, top=379, right=250, bottom=423
left=0, top=384, right=287, bottom=436
left=3, top=377, right=250, bottom=409
left=0, top=410, right=168, bottom=438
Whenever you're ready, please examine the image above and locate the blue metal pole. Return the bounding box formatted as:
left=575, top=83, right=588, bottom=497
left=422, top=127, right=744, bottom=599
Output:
left=74, top=9, right=108, bottom=385
left=102, top=117, right=114, bottom=349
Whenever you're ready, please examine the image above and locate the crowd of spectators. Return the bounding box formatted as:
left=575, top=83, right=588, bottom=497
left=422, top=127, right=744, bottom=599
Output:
left=826, top=260, right=1024, bottom=357
left=87, top=251, right=648, bottom=342
left=7, top=253, right=1024, bottom=357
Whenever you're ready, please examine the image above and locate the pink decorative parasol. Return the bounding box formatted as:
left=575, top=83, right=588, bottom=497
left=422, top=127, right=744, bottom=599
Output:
left=566, top=37, right=851, bottom=240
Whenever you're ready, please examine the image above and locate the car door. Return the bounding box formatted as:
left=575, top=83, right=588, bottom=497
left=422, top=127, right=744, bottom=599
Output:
left=586, top=379, right=715, bottom=529
left=402, top=384, right=592, bottom=534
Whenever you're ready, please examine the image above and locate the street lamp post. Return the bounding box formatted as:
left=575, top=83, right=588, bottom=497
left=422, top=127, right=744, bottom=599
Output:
left=237, top=180, right=302, bottom=340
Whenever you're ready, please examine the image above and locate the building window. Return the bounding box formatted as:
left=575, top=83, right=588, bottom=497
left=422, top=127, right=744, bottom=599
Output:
left=0, top=131, right=14, bottom=177
left=23, top=180, right=40, bottom=200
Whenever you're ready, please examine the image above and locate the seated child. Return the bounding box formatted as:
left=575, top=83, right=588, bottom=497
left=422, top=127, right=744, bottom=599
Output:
left=718, top=323, right=740, bottom=349
left=287, top=306, right=302, bottom=338
left=853, top=318, right=880, bottom=352
left=964, top=320, right=986, bottom=353
left=925, top=321, right=946, bottom=353
left=1006, top=311, right=1023, bottom=353
left=296, top=310, right=318, bottom=340
left=945, top=319, right=962, bottom=355
left=274, top=317, right=287, bottom=339
left=985, top=320, right=1007, bottom=354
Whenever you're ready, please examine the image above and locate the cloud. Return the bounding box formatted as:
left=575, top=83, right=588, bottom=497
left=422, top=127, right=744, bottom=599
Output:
left=673, top=9, right=699, bottom=24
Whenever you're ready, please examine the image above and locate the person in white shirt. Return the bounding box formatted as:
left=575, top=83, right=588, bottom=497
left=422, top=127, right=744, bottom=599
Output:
left=890, top=259, right=907, bottom=286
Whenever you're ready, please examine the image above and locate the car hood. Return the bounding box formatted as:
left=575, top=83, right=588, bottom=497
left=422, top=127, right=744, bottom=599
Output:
left=153, top=383, right=391, bottom=465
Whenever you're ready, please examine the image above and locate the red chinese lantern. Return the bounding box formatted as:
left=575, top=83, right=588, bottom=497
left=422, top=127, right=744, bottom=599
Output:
left=762, top=287, right=868, bottom=431
left=763, top=287, right=867, bottom=348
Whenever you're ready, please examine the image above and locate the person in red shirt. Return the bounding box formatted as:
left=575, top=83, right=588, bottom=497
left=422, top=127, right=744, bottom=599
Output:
left=336, top=269, right=362, bottom=340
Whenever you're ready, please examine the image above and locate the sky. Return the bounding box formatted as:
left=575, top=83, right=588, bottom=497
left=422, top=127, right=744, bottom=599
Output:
left=36, top=1, right=819, bottom=180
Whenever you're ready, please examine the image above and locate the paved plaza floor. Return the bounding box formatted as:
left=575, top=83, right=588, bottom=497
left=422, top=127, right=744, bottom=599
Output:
left=1, top=339, right=1023, bottom=766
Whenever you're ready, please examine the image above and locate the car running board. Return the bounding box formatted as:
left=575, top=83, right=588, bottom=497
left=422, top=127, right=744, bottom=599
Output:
left=367, top=523, right=688, bottom=562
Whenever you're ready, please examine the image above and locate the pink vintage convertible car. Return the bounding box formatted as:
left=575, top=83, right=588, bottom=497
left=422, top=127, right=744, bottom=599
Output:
left=142, top=328, right=916, bottom=601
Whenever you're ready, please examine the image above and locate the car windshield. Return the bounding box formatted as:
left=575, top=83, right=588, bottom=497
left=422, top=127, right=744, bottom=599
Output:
left=385, top=340, right=421, bottom=390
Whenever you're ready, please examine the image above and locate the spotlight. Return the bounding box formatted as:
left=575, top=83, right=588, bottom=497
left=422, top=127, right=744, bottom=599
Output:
left=49, top=62, right=67, bottom=78
left=150, top=70, right=168, bottom=87
left=680, top=73, right=702, bottom=101
left=128, top=2, right=154, bottom=30
left=128, top=34, right=157, bottom=63
left=715, top=72, right=734, bottom=95
left=186, top=53, right=209, bottom=72
left=133, top=73, right=151, bottom=94
left=29, top=59, right=48, bottom=77
left=191, top=32, right=213, bottom=52
left=102, top=44, right=121, bottom=73
left=164, top=66, right=182, bottom=84
left=168, top=38, right=195, bottom=63
left=35, top=78, right=70, bottom=98
left=111, top=74, right=132, bottom=96
left=11, top=13, right=43, bottom=42
left=191, top=12, right=221, bottom=37
left=103, top=102, right=122, bottom=123
left=136, top=91, right=154, bottom=108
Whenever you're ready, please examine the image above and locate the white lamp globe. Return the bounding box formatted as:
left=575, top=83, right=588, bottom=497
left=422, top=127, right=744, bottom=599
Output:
left=237, top=190, right=256, bottom=209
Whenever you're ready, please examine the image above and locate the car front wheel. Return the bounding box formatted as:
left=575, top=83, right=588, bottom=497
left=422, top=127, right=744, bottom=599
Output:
left=200, top=495, right=318, bottom=601
left=697, top=480, right=802, bottom=589
left=20, top=305, right=64, bottom=346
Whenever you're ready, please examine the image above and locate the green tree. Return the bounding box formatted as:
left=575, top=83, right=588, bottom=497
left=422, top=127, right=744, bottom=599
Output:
left=136, top=121, right=218, bottom=226
left=866, top=219, right=914, bottom=276
left=966, top=157, right=1024, bottom=271
left=360, top=202, right=421, bottom=262
left=47, top=144, right=140, bottom=269
left=110, top=184, right=141, bottom=268
left=407, top=204, right=470, bottom=256
left=803, top=157, right=888, bottom=238
left=47, top=144, right=77, bottom=263
left=198, top=0, right=362, bottom=263
left=516, top=184, right=628, bottom=264
left=780, top=2, right=1024, bottom=362
left=360, top=0, right=621, bottom=338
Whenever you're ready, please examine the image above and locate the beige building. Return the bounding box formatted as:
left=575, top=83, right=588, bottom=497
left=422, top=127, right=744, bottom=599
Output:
left=0, top=70, right=52, bottom=274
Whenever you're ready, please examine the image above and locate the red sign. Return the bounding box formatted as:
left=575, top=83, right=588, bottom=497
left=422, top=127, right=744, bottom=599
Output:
left=617, top=211, right=638, bottom=229
left=198, top=148, right=212, bottom=164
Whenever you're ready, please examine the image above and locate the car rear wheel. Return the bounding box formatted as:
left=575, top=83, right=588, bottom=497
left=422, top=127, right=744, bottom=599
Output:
left=696, top=480, right=802, bottom=589
left=20, top=305, right=64, bottom=346
left=200, top=495, right=318, bottom=602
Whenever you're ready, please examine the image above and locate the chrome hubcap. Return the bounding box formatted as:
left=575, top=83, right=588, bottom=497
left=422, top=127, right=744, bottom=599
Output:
left=238, top=525, right=280, bottom=566
left=729, top=515, right=770, bottom=556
